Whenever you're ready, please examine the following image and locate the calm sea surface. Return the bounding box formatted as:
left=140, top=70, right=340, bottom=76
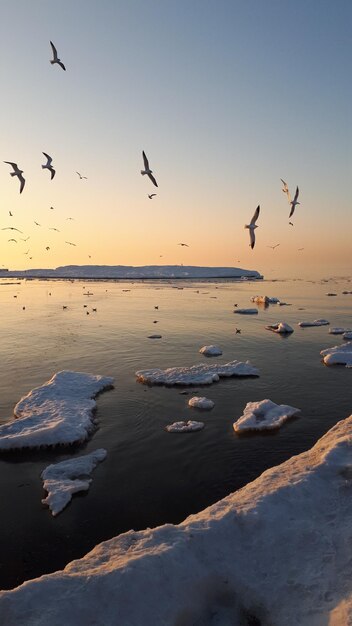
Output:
left=0, top=276, right=351, bottom=589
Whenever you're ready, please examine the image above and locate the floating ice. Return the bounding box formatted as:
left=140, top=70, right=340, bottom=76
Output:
left=136, top=360, right=259, bottom=385
left=233, top=308, right=258, bottom=315
left=298, top=319, right=330, bottom=327
left=147, top=334, right=162, bottom=339
left=343, top=332, right=352, bottom=340
left=320, top=342, right=352, bottom=367
left=251, top=295, right=280, bottom=304
left=329, top=327, right=351, bottom=335
left=188, top=396, right=214, bottom=410
left=2, top=415, right=352, bottom=625
left=326, top=292, right=337, bottom=296
left=165, top=420, right=204, bottom=433
left=41, top=449, right=107, bottom=516
left=265, top=322, right=294, bottom=334
left=0, top=371, right=114, bottom=450
left=233, top=399, right=301, bottom=433
left=199, top=345, right=222, bottom=357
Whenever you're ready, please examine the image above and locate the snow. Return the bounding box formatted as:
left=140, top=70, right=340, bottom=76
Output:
left=329, top=327, right=351, bottom=335
left=265, top=322, right=294, bottom=334
left=233, top=308, right=258, bottom=314
left=0, top=371, right=114, bottom=450
left=188, top=396, right=214, bottom=410
left=2, top=415, right=352, bottom=625
left=298, top=319, right=330, bottom=327
left=199, top=345, right=222, bottom=357
left=320, top=341, right=352, bottom=367
left=135, top=360, right=259, bottom=385
left=41, top=449, right=107, bottom=516
left=165, top=420, right=204, bottom=433
left=233, top=399, right=301, bottom=433
left=251, top=295, right=280, bottom=304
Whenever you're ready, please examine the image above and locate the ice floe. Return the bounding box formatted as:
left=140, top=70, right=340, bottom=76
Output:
left=147, top=334, right=162, bottom=339
left=41, top=449, right=107, bottom=516
left=188, top=396, right=214, bottom=410
left=320, top=342, right=352, bottom=367
left=265, top=322, right=294, bottom=334
left=199, top=345, right=222, bottom=357
left=329, top=327, right=351, bottom=335
left=233, top=399, right=301, bottom=433
left=233, top=308, right=258, bottom=314
left=251, top=295, right=280, bottom=304
left=0, top=371, right=114, bottom=451
left=165, top=420, right=204, bottom=433
left=2, top=415, right=352, bottom=625
left=136, top=360, right=259, bottom=385
left=343, top=332, right=352, bottom=340
left=298, top=319, right=330, bottom=327
left=326, top=292, right=337, bottom=296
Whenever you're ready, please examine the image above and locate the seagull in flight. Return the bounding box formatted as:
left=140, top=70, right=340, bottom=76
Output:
left=34, top=221, right=41, bottom=226
left=267, top=243, right=280, bottom=250
left=141, top=151, right=158, bottom=187
left=178, top=242, right=189, bottom=247
left=4, top=162, right=25, bottom=193
left=2, top=227, right=23, bottom=233
left=8, top=239, right=17, bottom=243
left=289, top=187, right=300, bottom=218
left=298, top=247, right=304, bottom=251
left=76, top=172, right=87, bottom=180
left=280, top=178, right=292, bottom=205
left=9, top=211, right=13, bottom=217
left=42, top=153, right=56, bottom=179
left=65, top=241, right=76, bottom=246
left=50, top=41, right=66, bottom=71
left=50, top=206, right=55, bottom=210
left=289, top=221, right=294, bottom=226
left=66, top=217, right=74, bottom=220
left=49, top=227, right=60, bottom=232
left=245, top=205, right=260, bottom=249
left=20, top=236, right=30, bottom=242
left=45, top=246, right=50, bottom=251
left=148, top=194, right=157, bottom=199
left=24, top=250, right=30, bottom=255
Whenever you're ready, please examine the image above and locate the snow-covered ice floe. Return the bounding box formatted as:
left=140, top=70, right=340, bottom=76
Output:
left=199, top=345, right=222, bottom=357
left=41, top=449, right=107, bottom=516
left=265, top=322, right=294, bottom=334
left=2, top=416, right=352, bottom=625
left=329, top=327, right=352, bottom=335
left=251, top=295, right=280, bottom=304
left=0, top=371, right=114, bottom=451
left=233, top=308, right=258, bottom=314
left=320, top=341, right=352, bottom=368
left=298, top=319, right=330, bottom=327
left=188, top=396, right=214, bottom=410
left=136, top=361, right=259, bottom=385
left=343, top=332, right=352, bottom=340
left=165, top=420, right=204, bottom=433
left=233, top=399, right=300, bottom=433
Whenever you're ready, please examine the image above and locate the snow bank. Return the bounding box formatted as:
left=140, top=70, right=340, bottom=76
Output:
left=41, top=449, right=107, bottom=516
left=233, top=399, right=300, bottom=433
left=251, top=295, right=280, bottom=304
left=135, top=360, right=259, bottom=385
left=2, top=415, right=352, bottom=625
left=199, top=345, right=222, bottom=357
left=265, top=322, right=294, bottom=334
left=188, top=396, right=214, bottom=410
left=298, top=319, right=330, bottom=327
left=320, top=342, right=352, bottom=368
left=233, top=308, right=258, bottom=315
left=165, top=420, right=204, bottom=433
left=0, top=372, right=114, bottom=450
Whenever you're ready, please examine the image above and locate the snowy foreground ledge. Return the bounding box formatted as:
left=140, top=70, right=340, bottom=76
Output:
left=0, top=372, right=114, bottom=450
left=136, top=360, right=259, bottom=385
left=1, top=416, right=352, bottom=625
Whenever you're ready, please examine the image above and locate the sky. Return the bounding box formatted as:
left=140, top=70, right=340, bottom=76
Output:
left=1, top=0, right=351, bottom=278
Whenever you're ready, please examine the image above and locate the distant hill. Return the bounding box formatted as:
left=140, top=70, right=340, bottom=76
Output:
left=0, top=265, right=263, bottom=279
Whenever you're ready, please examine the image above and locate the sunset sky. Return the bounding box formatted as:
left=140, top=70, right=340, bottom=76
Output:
left=1, top=0, right=351, bottom=277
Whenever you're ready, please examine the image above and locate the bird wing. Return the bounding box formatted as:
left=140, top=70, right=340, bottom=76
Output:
left=280, top=178, right=287, bottom=189
left=4, top=161, right=18, bottom=171
left=249, top=229, right=255, bottom=249
left=250, top=205, right=260, bottom=225
left=43, top=153, right=52, bottom=166
left=18, top=173, right=25, bottom=193
left=50, top=168, right=56, bottom=180
left=142, top=151, right=149, bottom=170
left=293, top=186, right=299, bottom=203
left=148, top=172, right=158, bottom=188
left=58, top=61, right=66, bottom=71
left=50, top=41, right=58, bottom=60
left=289, top=204, right=295, bottom=218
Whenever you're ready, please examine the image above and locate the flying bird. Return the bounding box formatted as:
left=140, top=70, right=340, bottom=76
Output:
left=289, top=187, right=300, bottom=218
left=178, top=242, right=189, bottom=247
left=298, top=247, right=304, bottom=251
left=50, top=41, right=66, bottom=71
left=45, top=246, right=50, bottom=251
left=42, top=153, right=56, bottom=179
left=267, top=244, right=280, bottom=250
left=65, top=241, right=76, bottom=246
left=66, top=217, right=74, bottom=220
left=8, top=239, right=17, bottom=243
left=4, top=162, right=25, bottom=193
left=76, top=172, right=87, bottom=179
left=148, top=194, right=157, bottom=199
left=141, top=151, right=158, bottom=187
left=20, top=236, right=30, bottom=242
left=289, top=221, right=294, bottom=226
left=245, top=205, right=260, bottom=249
left=9, top=211, right=13, bottom=217
left=50, top=206, right=55, bottom=210
left=34, top=221, right=41, bottom=226
left=24, top=250, right=30, bottom=255
left=2, top=227, right=23, bottom=233
left=280, top=178, right=291, bottom=202
left=49, top=227, right=60, bottom=232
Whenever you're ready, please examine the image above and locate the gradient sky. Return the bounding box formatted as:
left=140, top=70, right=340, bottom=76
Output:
left=1, top=0, right=351, bottom=277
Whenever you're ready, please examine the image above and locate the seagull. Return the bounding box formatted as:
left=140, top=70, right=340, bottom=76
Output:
left=49, top=227, right=60, bottom=232
left=50, top=206, right=55, bottom=210
left=34, top=221, right=41, bottom=226
left=9, top=211, right=13, bottom=217
left=245, top=205, right=260, bottom=249
left=65, top=241, right=76, bottom=246
left=289, top=221, right=294, bottom=226
left=280, top=178, right=291, bottom=204
left=42, top=153, right=56, bottom=179
left=267, top=243, right=280, bottom=250
left=148, top=194, right=157, bottom=199
left=50, top=41, right=66, bottom=71
left=289, top=187, right=300, bottom=218
left=178, top=242, right=189, bottom=247
left=45, top=246, right=50, bottom=251
left=141, top=151, right=158, bottom=187
left=4, top=162, right=25, bottom=193
left=76, top=171, right=87, bottom=179
left=24, top=250, right=30, bottom=255
left=298, top=247, right=304, bottom=251
left=20, top=236, right=30, bottom=242
left=66, top=217, right=74, bottom=220
left=235, top=328, right=241, bottom=334
left=2, top=227, right=23, bottom=233
left=8, top=239, right=17, bottom=243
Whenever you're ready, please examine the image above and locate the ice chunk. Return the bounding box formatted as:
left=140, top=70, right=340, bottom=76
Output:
left=329, top=327, right=351, bottom=335
left=0, top=371, right=114, bottom=450
left=233, top=399, right=301, bottom=433
left=326, top=292, right=337, bottom=296
left=343, top=332, right=352, bottom=340
left=165, top=420, right=204, bottom=433
left=265, top=322, right=294, bottom=334
left=321, top=342, right=352, bottom=367
left=41, top=449, right=107, bottom=516
left=136, top=360, right=259, bottom=385
left=298, top=319, right=330, bottom=327
left=233, top=308, right=258, bottom=314
left=147, top=335, right=162, bottom=339
left=251, top=295, right=280, bottom=304
left=188, top=396, right=214, bottom=410
left=199, top=345, right=222, bottom=357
